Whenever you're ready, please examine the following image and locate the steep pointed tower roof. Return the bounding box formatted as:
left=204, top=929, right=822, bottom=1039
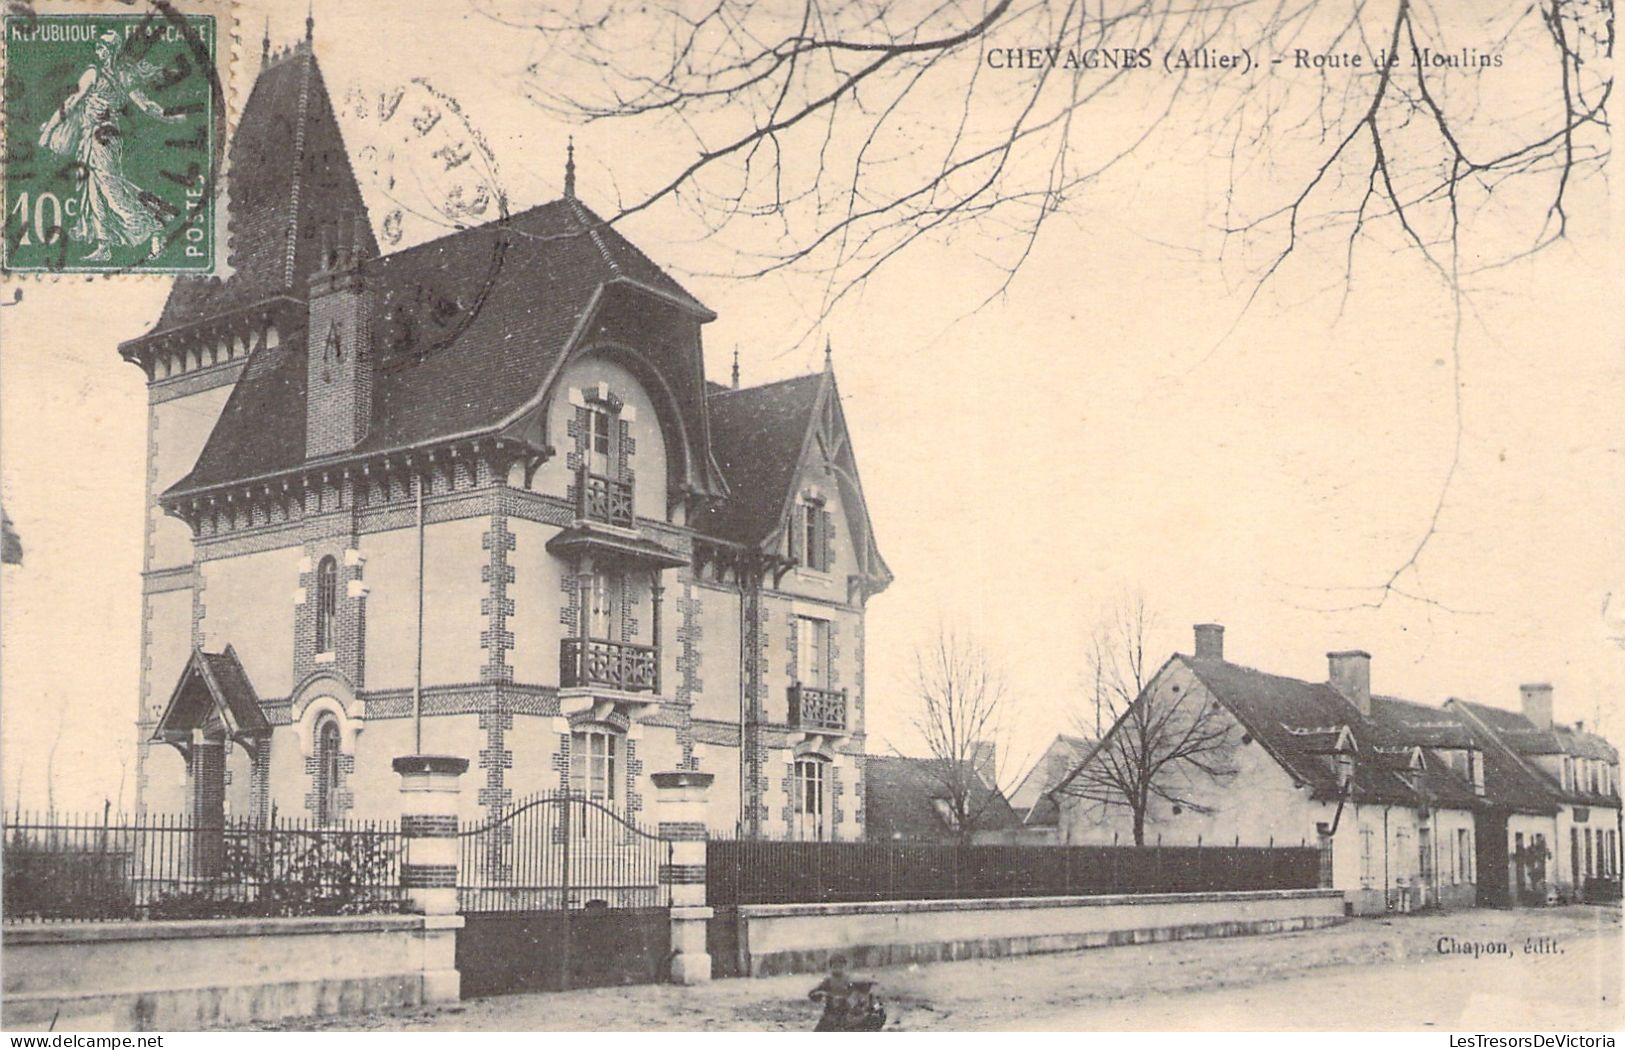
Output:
left=153, top=40, right=374, bottom=331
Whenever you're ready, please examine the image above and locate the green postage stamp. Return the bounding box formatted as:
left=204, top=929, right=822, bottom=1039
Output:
left=2, top=0, right=231, bottom=275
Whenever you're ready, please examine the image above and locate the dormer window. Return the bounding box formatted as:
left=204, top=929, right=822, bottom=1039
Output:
left=1334, top=752, right=1354, bottom=789
left=1467, top=748, right=1485, bottom=795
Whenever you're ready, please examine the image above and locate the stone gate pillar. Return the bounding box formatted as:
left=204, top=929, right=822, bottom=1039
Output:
left=394, top=755, right=468, bottom=1003
left=653, top=770, right=713, bottom=985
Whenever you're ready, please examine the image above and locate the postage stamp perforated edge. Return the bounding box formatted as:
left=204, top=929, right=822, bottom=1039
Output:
left=0, top=0, right=239, bottom=280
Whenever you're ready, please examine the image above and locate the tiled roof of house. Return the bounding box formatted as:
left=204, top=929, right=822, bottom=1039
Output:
left=1181, top=657, right=1480, bottom=809
left=156, top=46, right=375, bottom=331
left=697, top=373, right=826, bottom=546
left=1016, top=734, right=1095, bottom=827
left=171, top=196, right=710, bottom=494
left=152, top=646, right=270, bottom=743
left=1454, top=700, right=1617, bottom=809
left=864, top=755, right=1021, bottom=842
left=151, top=48, right=888, bottom=571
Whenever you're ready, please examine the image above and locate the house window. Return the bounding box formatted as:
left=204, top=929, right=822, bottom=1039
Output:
left=1359, top=825, right=1375, bottom=889
left=796, top=616, right=829, bottom=687
left=1563, top=756, right=1574, bottom=791
left=1572, top=827, right=1582, bottom=886
left=570, top=727, right=619, bottom=804
left=793, top=757, right=829, bottom=841
left=315, top=556, right=338, bottom=654
left=1456, top=828, right=1472, bottom=883
left=585, top=405, right=613, bottom=475
left=315, top=717, right=341, bottom=825
left=582, top=572, right=613, bottom=639
left=1585, top=828, right=1595, bottom=878
left=797, top=500, right=831, bottom=571
left=1466, top=749, right=1484, bottom=795
left=1334, top=752, right=1354, bottom=789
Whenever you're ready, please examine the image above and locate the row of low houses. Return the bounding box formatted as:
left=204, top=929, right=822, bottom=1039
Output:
left=864, top=624, right=1621, bottom=914
left=1042, top=625, right=1621, bottom=912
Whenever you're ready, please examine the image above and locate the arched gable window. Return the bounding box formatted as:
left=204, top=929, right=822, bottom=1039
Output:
left=316, top=716, right=342, bottom=824
left=315, top=556, right=338, bottom=654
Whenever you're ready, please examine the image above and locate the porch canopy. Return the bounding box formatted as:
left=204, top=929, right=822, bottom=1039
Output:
left=151, top=645, right=271, bottom=754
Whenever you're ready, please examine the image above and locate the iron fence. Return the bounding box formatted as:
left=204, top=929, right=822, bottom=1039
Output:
left=706, top=839, right=1322, bottom=906
left=2, top=809, right=405, bottom=923
left=457, top=791, right=671, bottom=913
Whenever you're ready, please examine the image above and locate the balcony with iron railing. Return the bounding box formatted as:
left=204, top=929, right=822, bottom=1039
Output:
left=788, top=683, right=849, bottom=734
left=561, top=637, right=659, bottom=694
left=575, top=465, right=634, bottom=529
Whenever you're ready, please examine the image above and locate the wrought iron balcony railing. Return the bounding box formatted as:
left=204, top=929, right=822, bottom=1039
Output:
left=561, top=637, right=658, bottom=693
left=576, top=466, right=634, bottom=528
left=788, top=683, right=848, bottom=733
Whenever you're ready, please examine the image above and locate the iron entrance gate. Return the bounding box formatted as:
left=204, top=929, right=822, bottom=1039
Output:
left=455, top=791, right=673, bottom=997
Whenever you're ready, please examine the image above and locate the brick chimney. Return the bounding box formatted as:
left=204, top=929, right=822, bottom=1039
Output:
left=1520, top=683, right=1553, bottom=731
left=1328, top=650, right=1371, bottom=717
left=305, top=216, right=373, bottom=458
left=1193, top=623, right=1225, bottom=661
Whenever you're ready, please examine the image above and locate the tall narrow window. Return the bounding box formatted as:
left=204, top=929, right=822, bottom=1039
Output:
left=1467, top=749, right=1484, bottom=794
left=585, top=406, right=613, bottom=475
left=1457, top=828, right=1472, bottom=883
left=315, top=556, right=338, bottom=654
left=793, top=757, right=829, bottom=841
left=1359, top=825, right=1375, bottom=888
left=798, top=501, right=831, bottom=571
left=582, top=572, right=613, bottom=639
left=797, top=616, right=829, bottom=687
left=316, top=717, right=341, bottom=825
left=571, top=727, right=619, bottom=803
left=1572, top=827, right=1582, bottom=886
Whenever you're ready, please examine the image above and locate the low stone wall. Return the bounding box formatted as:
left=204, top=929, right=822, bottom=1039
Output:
left=729, top=889, right=1346, bottom=977
left=2, top=913, right=462, bottom=1031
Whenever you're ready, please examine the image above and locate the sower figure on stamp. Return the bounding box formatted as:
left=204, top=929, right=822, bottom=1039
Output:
left=38, top=30, right=184, bottom=261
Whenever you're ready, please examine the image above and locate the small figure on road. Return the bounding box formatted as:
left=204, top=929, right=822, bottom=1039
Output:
left=809, top=954, right=887, bottom=1031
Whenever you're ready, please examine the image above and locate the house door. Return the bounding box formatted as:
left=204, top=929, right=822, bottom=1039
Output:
left=1474, top=811, right=1510, bottom=907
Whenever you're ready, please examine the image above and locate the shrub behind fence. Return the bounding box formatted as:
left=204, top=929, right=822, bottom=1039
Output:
left=2, top=810, right=405, bottom=923
left=706, top=839, right=1322, bottom=907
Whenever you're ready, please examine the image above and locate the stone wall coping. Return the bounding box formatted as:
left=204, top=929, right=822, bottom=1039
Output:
left=736, top=888, right=1343, bottom=919
left=2, top=913, right=429, bottom=946
left=652, top=771, right=715, bottom=789
left=393, top=754, right=470, bottom=776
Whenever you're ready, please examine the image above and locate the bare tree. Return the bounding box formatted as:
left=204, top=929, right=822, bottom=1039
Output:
left=1055, top=596, right=1236, bottom=845
left=477, top=0, right=1610, bottom=603
left=506, top=1, right=1607, bottom=317
left=910, top=625, right=1020, bottom=844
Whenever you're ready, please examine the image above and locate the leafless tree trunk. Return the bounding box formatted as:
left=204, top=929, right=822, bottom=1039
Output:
left=910, top=625, right=1020, bottom=844
left=1058, top=595, right=1236, bottom=845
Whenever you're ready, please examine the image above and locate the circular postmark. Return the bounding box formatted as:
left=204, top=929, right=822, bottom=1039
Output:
left=2, top=0, right=228, bottom=275
left=343, top=76, right=512, bottom=364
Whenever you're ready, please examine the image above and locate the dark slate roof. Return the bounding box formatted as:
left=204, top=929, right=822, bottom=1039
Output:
left=156, top=47, right=375, bottom=331
left=153, top=646, right=270, bottom=742
left=697, top=373, right=826, bottom=546
left=865, top=755, right=1021, bottom=842
left=171, top=197, right=709, bottom=494
left=1182, top=657, right=1479, bottom=808
left=1454, top=700, right=1617, bottom=809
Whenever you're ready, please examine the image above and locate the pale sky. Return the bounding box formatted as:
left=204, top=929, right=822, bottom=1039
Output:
left=2, top=0, right=1620, bottom=809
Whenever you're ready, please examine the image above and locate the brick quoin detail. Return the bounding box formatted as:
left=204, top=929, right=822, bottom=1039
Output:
left=480, top=512, right=516, bottom=683
left=625, top=736, right=644, bottom=823
left=249, top=740, right=273, bottom=823
left=675, top=575, right=700, bottom=770
left=831, top=763, right=845, bottom=830
left=478, top=708, right=514, bottom=822
left=552, top=732, right=571, bottom=791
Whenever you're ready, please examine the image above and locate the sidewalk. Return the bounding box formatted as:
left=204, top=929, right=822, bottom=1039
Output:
left=249, top=904, right=1621, bottom=1031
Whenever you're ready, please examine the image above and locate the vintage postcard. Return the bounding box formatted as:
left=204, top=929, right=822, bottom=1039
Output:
left=0, top=0, right=1618, bottom=1036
